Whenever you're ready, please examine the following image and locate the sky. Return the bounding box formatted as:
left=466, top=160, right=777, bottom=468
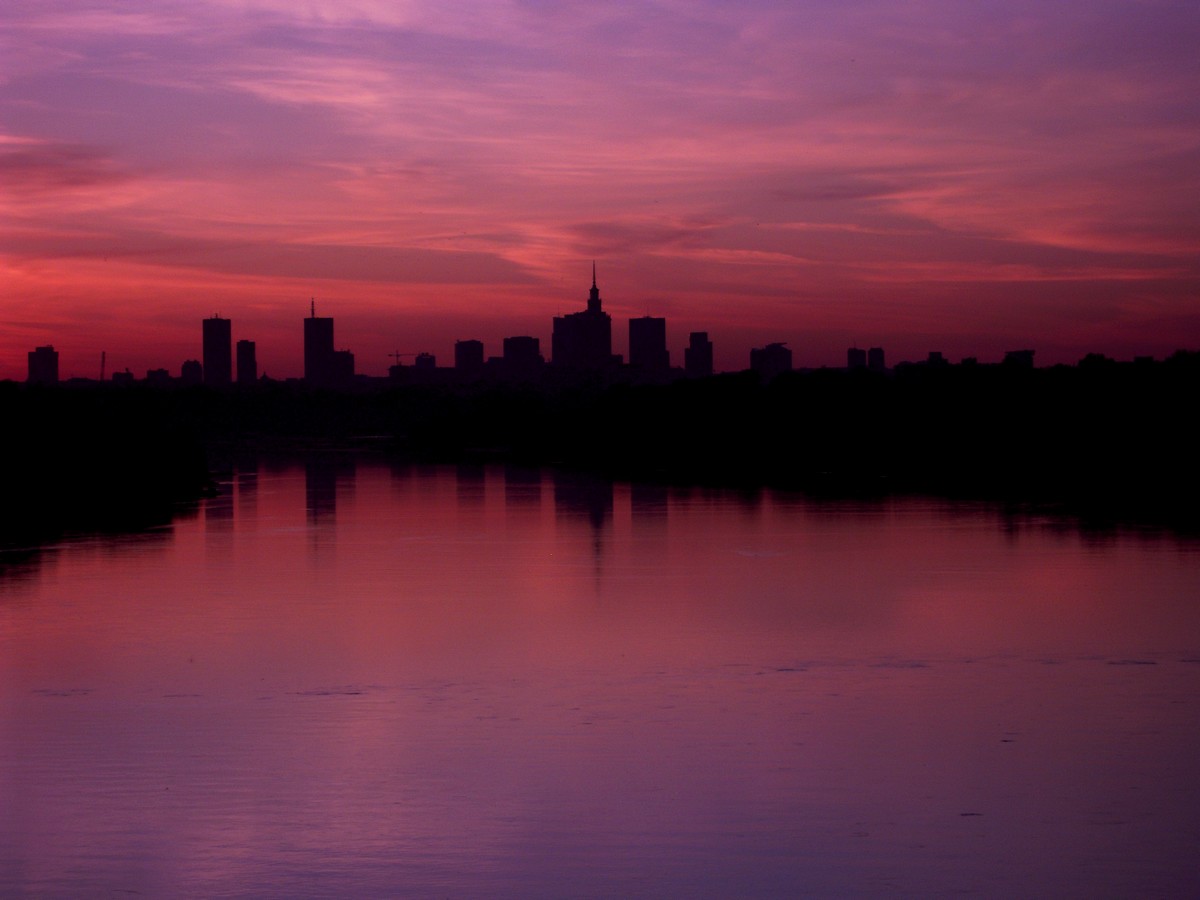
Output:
left=2, top=0, right=1199, bottom=379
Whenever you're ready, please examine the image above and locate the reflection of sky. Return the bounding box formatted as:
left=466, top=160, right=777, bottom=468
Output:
left=2, top=463, right=1200, bottom=894
left=2, top=2, right=1198, bottom=378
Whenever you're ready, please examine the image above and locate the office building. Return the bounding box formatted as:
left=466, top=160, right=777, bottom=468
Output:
left=236, top=340, right=257, bottom=384
left=868, top=347, right=885, bottom=372
left=629, top=316, right=669, bottom=378
left=202, top=316, right=232, bottom=386
left=847, top=347, right=867, bottom=369
left=304, top=302, right=353, bottom=386
left=455, top=340, right=485, bottom=375
left=750, top=342, right=792, bottom=381
left=552, top=264, right=615, bottom=371
left=27, top=345, right=59, bottom=385
left=503, top=335, right=543, bottom=380
left=684, top=332, right=713, bottom=378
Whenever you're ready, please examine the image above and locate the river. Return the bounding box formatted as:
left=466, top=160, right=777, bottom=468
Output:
left=2, top=458, right=1199, bottom=897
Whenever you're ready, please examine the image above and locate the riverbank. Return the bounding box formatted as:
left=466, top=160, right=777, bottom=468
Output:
left=4, top=352, right=1199, bottom=540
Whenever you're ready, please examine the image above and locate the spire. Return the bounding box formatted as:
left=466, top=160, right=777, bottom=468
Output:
left=587, top=262, right=601, bottom=313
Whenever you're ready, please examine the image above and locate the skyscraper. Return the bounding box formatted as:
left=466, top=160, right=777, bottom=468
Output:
left=552, top=264, right=615, bottom=371
left=304, top=301, right=335, bottom=386
left=750, top=342, right=792, bottom=381
left=455, top=339, right=484, bottom=376
left=27, top=345, right=59, bottom=385
left=684, top=332, right=713, bottom=378
left=236, top=339, right=257, bottom=384
left=629, top=316, right=669, bottom=378
left=202, top=316, right=232, bottom=386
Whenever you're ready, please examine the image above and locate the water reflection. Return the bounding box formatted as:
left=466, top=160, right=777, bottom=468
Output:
left=2, top=460, right=1200, bottom=897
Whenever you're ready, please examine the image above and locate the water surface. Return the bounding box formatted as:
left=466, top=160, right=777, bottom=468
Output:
left=3, top=460, right=1199, bottom=897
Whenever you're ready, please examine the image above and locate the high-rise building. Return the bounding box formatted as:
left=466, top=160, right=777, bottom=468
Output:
left=202, top=316, right=232, bottom=386
left=684, top=332, right=713, bottom=378
left=847, top=347, right=867, bottom=369
left=867, top=347, right=885, bottom=372
left=455, top=340, right=485, bottom=375
left=552, top=264, right=615, bottom=371
left=236, top=339, right=257, bottom=384
left=27, top=345, right=59, bottom=385
left=502, top=335, right=543, bottom=380
left=304, top=301, right=337, bottom=386
left=750, top=342, right=792, bottom=381
left=629, top=316, right=669, bottom=378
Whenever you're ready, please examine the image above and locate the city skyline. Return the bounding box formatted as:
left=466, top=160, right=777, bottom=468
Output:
left=3, top=2, right=1199, bottom=380
left=11, top=263, right=1188, bottom=385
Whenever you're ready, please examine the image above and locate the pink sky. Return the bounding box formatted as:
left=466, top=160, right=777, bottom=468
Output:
left=2, top=1, right=1198, bottom=378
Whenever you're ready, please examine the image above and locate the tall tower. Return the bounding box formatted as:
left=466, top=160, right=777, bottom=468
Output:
left=629, top=316, right=669, bottom=378
left=27, top=345, right=59, bottom=385
left=552, top=264, right=614, bottom=370
left=684, top=332, right=713, bottom=378
left=587, top=261, right=601, bottom=313
left=236, top=339, right=257, bottom=384
left=202, top=316, right=232, bottom=386
left=304, top=300, right=335, bottom=385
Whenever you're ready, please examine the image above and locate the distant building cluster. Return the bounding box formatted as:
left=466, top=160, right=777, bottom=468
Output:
left=21, top=266, right=1065, bottom=388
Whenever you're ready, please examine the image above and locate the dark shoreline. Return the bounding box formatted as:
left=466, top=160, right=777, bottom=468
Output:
left=4, top=352, right=1199, bottom=545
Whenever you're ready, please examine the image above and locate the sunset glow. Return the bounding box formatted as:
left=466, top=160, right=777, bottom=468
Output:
left=3, top=1, right=1198, bottom=378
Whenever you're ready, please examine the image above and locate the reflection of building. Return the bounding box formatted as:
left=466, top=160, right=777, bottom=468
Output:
left=684, top=331, right=713, bottom=378
left=202, top=316, right=232, bottom=386
left=236, top=339, right=257, bottom=384
left=629, top=316, right=669, bottom=379
left=552, top=265, right=616, bottom=371
left=304, top=302, right=354, bottom=387
left=847, top=347, right=867, bottom=369
left=27, top=345, right=59, bottom=384
left=750, top=342, right=792, bottom=381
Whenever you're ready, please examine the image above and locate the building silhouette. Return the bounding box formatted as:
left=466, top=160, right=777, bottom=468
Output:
left=181, top=359, right=202, bottom=385
left=27, top=345, right=59, bottom=385
left=847, top=347, right=867, bottom=369
left=552, top=264, right=616, bottom=371
left=202, top=316, right=232, bottom=386
left=629, top=316, right=669, bottom=379
left=236, top=339, right=257, bottom=384
left=304, top=302, right=354, bottom=387
left=455, top=339, right=484, bottom=376
left=868, top=346, right=885, bottom=372
left=1004, top=349, right=1035, bottom=368
left=684, top=332, right=713, bottom=378
left=750, top=342, right=792, bottom=381
left=414, top=352, right=436, bottom=371
left=502, top=335, right=544, bottom=380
